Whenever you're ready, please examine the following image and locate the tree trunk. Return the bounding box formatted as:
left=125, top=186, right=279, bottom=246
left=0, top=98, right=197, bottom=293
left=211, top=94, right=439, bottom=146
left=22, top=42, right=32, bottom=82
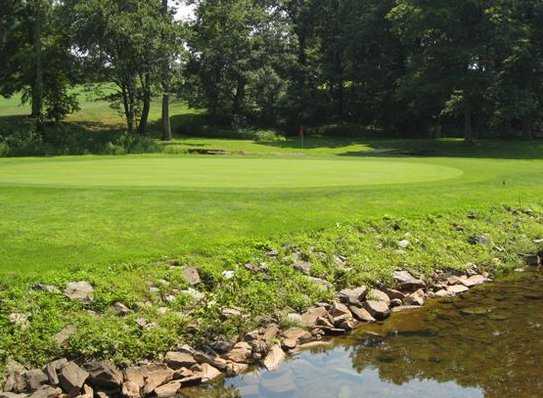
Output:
left=232, top=77, right=245, bottom=116
left=31, top=0, right=43, bottom=128
left=138, top=74, right=151, bottom=135
left=160, top=0, right=172, bottom=141
left=464, top=103, right=474, bottom=144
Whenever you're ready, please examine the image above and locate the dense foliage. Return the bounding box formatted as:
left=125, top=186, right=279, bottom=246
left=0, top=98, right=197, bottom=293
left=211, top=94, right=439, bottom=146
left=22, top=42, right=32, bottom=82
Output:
left=2, top=0, right=543, bottom=140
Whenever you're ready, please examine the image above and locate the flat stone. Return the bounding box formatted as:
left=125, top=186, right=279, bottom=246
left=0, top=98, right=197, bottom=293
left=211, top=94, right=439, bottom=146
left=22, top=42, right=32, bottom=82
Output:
left=3, top=360, right=27, bottom=393
left=393, top=270, right=426, bottom=292
left=385, top=288, right=406, bottom=300
left=363, top=300, right=390, bottom=320
left=0, top=393, right=28, bottom=398
left=404, top=289, right=426, bottom=306
left=433, top=289, right=452, bottom=298
left=398, top=239, right=410, bottom=249
left=391, top=305, right=421, bottom=313
left=64, top=282, right=94, bottom=302
left=262, top=324, right=280, bottom=345
left=263, top=345, right=286, bottom=371
left=58, top=362, right=89, bottom=397
left=164, top=352, right=197, bottom=370
left=54, top=325, right=77, bottom=347
left=446, top=276, right=464, bottom=285
left=461, top=275, right=486, bottom=287
left=76, top=385, right=93, bottom=398
left=225, top=362, right=249, bottom=376
left=225, top=342, right=252, bottom=363
left=367, top=289, right=390, bottom=305
left=26, top=369, right=49, bottom=391
left=338, top=286, right=367, bottom=305
left=123, top=367, right=144, bottom=388
left=182, top=267, right=201, bottom=286
left=28, top=386, right=62, bottom=398
left=85, top=361, right=123, bottom=391
left=154, top=381, right=182, bottom=398
left=349, top=306, right=375, bottom=322
left=221, top=308, right=242, bottom=318
left=447, top=285, right=469, bottom=295
left=141, top=367, right=174, bottom=396
left=301, top=307, right=329, bottom=327
left=196, top=364, right=222, bottom=383
left=121, top=382, right=140, bottom=398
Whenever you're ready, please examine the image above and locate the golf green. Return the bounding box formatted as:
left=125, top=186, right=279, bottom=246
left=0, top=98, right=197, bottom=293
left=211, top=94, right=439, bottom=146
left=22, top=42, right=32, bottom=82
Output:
left=0, top=157, right=462, bottom=188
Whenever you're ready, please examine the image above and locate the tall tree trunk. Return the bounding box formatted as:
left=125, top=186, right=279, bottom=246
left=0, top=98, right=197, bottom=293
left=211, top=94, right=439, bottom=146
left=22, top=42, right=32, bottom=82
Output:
left=232, top=77, right=245, bottom=116
left=138, top=74, right=151, bottom=135
left=31, top=0, right=43, bottom=128
left=464, top=103, right=474, bottom=144
left=160, top=0, right=172, bottom=141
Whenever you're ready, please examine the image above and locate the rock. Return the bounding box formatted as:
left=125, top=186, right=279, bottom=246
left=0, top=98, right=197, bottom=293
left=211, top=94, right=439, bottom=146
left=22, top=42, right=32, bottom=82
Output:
left=338, top=287, right=367, bottom=305
left=123, top=368, right=144, bottom=389
left=121, top=382, right=140, bottom=398
left=461, top=275, right=487, bottom=287
left=330, top=301, right=352, bottom=318
left=44, top=359, right=67, bottom=386
left=141, top=366, right=174, bottom=396
left=363, top=300, right=390, bottom=320
left=393, top=270, right=426, bottom=292
left=0, top=393, right=28, bottom=398
left=305, top=277, right=333, bottom=290
left=54, top=325, right=77, bottom=347
left=32, top=284, right=60, bottom=294
left=3, top=360, right=27, bottom=393
left=225, top=362, right=249, bottom=377
left=222, top=270, right=235, bottom=280
left=281, top=328, right=312, bottom=349
left=225, top=342, right=252, bottom=364
left=86, top=361, right=123, bottom=391
left=390, top=298, right=402, bottom=307
left=468, top=234, right=490, bottom=245
left=404, top=289, right=426, bottom=306
left=446, top=275, right=464, bottom=285
left=385, top=288, right=406, bottom=300
left=164, top=352, right=197, bottom=370
left=262, top=324, right=280, bottom=345
left=8, top=313, right=29, bottom=330
left=196, top=364, right=222, bottom=383
left=58, top=362, right=89, bottom=397
left=64, top=282, right=94, bottom=303
left=293, top=261, right=311, bottom=275
left=28, top=386, right=62, bottom=398
left=263, top=345, right=286, bottom=371
left=367, top=289, right=390, bottom=305
left=148, top=287, right=160, bottom=294
left=392, top=305, right=422, bottom=313
left=135, top=318, right=156, bottom=330
left=96, top=392, right=109, bottom=398
left=447, top=285, right=469, bottom=295
left=349, top=306, right=375, bottom=323
left=244, top=262, right=268, bottom=273
left=26, top=369, right=49, bottom=391
left=76, top=385, right=93, bottom=398
left=180, top=288, right=205, bottom=302
left=301, top=307, right=329, bottom=328
left=433, top=289, right=452, bottom=298
left=181, top=267, right=201, bottom=286
left=221, top=308, right=242, bottom=318
left=112, top=302, right=131, bottom=316
left=153, top=381, right=182, bottom=398
left=397, top=240, right=410, bottom=249
left=177, top=346, right=227, bottom=371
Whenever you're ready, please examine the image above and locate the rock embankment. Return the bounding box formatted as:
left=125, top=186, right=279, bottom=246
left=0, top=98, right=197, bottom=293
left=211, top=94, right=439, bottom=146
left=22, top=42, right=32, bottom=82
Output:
left=1, top=266, right=500, bottom=398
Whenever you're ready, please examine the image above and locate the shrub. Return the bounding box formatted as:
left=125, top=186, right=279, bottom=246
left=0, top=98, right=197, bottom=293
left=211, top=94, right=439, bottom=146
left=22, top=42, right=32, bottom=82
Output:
left=0, top=142, right=9, bottom=157
left=254, top=129, right=286, bottom=143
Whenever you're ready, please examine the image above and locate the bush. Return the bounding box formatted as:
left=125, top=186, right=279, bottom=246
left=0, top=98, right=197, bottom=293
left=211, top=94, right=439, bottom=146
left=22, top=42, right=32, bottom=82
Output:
left=254, top=129, right=286, bottom=143
left=0, top=142, right=9, bottom=157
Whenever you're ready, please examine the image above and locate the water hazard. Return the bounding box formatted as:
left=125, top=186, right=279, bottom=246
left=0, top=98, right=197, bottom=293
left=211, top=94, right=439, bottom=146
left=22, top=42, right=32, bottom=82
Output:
left=182, top=270, right=543, bottom=397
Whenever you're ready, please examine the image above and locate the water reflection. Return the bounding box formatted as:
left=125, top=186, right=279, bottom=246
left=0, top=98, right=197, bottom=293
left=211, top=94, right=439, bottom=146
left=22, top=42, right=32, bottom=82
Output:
left=181, top=271, right=543, bottom=398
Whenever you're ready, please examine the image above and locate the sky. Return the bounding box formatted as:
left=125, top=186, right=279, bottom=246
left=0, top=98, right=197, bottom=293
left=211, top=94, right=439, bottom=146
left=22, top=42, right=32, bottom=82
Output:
left=173, top=1, right=196, bottom=21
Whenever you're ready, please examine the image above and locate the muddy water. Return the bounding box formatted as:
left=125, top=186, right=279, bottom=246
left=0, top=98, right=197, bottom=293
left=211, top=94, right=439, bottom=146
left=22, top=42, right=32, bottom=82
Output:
left=182, top=271, right=543, bottom=398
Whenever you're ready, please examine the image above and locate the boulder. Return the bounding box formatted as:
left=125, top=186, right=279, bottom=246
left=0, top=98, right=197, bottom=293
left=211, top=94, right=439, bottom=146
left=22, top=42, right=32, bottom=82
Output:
left=367, top=289, right=390, bottom=305
left=363, top=300, right=390, bottom=320
left=44, top=359, right=67, bottom=386
left=393, top=270, right=426, bottom=292
left=262, top=324, right=280, bottom=345
left=164, top=352, right=197, bottom=370
left=263, top=345, right=286, bottom=371
left=76, top=385, right=93, bottom=398
left=153, top=381, right=182, bottom=398
left=338, top=286, right=367, bottom=306
left=112, top=302, right=131, bottom=316
left=181, top=267, right=201, bottom=286
left=349, top=306, right=375, bottom=323
left=64, top=282, right=94, bottom=303
left=0, top=393, right=28, bottom=398
left=392, top=305, right=422, bottom=313
left=123, top=368, right=144, bottom=389
left=292, top=261, right=311, bottom=275
left=225, top=362, right=248, bottom=377
left=461, top=275, right=486, bottom=287
left=25, top=369, right=48, bottom=391
left=390, top=298, right=403, bottom=308
left=195, top=364, right=222, bottom=383
left=141, top=366, right=174, bottom=396
left=225, top=342, right=252, bottom=364
left=404, top=289, right=426, bottom=306
left=281, top=328, right=312, bottom=349
left=58, top=362, right=89, bottom=397
left=329, top=302, right=352, bottom=318
left=300, top=307, right=329, bottom=328
left=85, top=361, right=123, bottom=391
left=447, top=285, right=469, bottom=295
left=121, top=382, right=140, bottom=398
left=28, top=386, right=62, bottom=398
left=384, top=288, right=406, bottom=300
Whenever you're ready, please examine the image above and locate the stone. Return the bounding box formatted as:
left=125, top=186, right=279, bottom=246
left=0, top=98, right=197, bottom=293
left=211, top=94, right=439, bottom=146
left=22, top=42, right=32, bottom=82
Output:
left=112, top=302, right=131, bottom=316
left=446, top=276, right=464, bottom=285
left=338, top=287, right=367, bottom=305
left=293, top=261, right=311, bottom=275
left=263, top=345, right=286, bottom=371
left=367, top=289, right=390, bottom=305
left=54, top=326, right=77, bottom=347
left=0, top=393, right=28, bottom=398
left=28, top=386, right=62, bottom=398
left=85, top=361, right=123, bottom=391
left=182, top=267, right=201, bottom=286
left=76, top=385, right=93, bottom=398
left=398, top=239, right=410, bottom=249
left=26, top=369, right=49, bottom=391
left=393, top=270, right=426, bottom=292
left=153, top=381, right=182, bottom=398
left=180, top=288, right=205, bottom=302
left=329, top=301, right=352, bottom=318
left=121, top=382, right=140, bottom=398
left=222, top=270, right=235, bottom=280
left=349, top=306, right=376, bottom=323
left=221, top=308, right=242, bottom=318
left=390, top=298, right=403, bottom=307
left=177, top=346, right=227, bottom=371
left=433, top=289, right=452, bottom=298
left=123, top=367, right=144, bottom=389
left=96, top=392, right=109, bottom=398
left=447, top=285, right=469, bottom=295
left=64, top=282, right=94, bottom=303
left=461, top=275, right=487, bottom=287
left=392, top=305, right=422, bottom=313
left=262, top=324, right=280, bottom=345
left=301, top=307, right=329, bottom=328
left=8, top=314, right=29, bottom=330
left=225, top=342, right=252, bottom=363
left=306, top=276, right=333, bottom=290
left=164, top=352, right=197, bottom=370
left=385, top=288, right=406, bottom=300
left=3, top=360, right=27, bottom=393
left=141, top=367, right=174, bottom=396
left=468, top=234, right=490, bottom=245
left=58, top=362, right=89, bottom=397
left=225, top=362, right=249, bottom=377
left=404, top=289, right=426, bottom=306
left=44, top=359, right=68, bottom=386
left=363, top=300, right=390, bottom=320
left=196, top=364, right=222, bottom=383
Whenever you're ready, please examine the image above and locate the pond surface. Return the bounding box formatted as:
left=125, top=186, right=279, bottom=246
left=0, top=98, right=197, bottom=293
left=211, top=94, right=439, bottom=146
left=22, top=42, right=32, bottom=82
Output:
left=182, top=270, right=543, bottom=398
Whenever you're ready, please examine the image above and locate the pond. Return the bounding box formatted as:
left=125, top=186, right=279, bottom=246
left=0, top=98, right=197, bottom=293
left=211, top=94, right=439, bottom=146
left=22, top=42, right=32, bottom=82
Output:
left=181, top=270, right=543, bottom=397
